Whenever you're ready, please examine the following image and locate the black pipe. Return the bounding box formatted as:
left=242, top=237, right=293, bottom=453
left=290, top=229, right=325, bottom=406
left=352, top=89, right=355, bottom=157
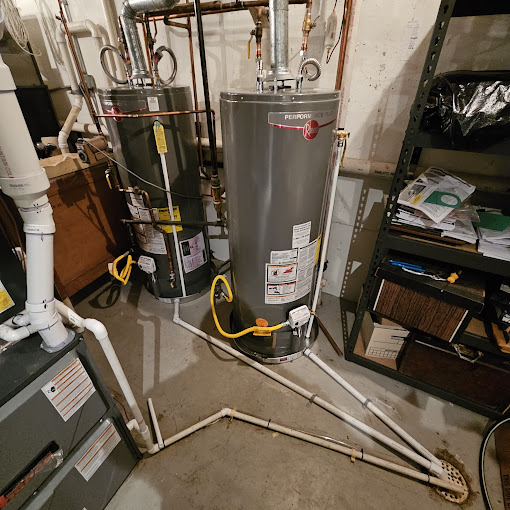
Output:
left=194, top=0, right=218, bottom=179
left=193, top=0, right=223, bottom=221
left=122, top=219, right=225, bottom=228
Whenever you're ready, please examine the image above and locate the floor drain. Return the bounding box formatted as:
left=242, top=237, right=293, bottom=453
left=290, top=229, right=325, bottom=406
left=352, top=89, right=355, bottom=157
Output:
left=435, top=460, right=469, bottom=504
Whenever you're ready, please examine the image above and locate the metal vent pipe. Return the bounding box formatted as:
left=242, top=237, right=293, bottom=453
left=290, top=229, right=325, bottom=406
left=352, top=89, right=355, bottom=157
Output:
left=120, top=0, right=180, bottom=80
left=267, top=0, right=293, bottom=81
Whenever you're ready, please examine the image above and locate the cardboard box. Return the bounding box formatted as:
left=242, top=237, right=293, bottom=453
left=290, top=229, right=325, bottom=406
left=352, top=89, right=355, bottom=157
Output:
left=361, top=313, right=409, bottom=360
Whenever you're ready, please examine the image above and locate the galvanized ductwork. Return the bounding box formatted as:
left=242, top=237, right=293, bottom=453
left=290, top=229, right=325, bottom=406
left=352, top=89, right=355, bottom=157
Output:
left=120, top=0, right=179, bottom=81
left=266, top=0, right=293, bottom=81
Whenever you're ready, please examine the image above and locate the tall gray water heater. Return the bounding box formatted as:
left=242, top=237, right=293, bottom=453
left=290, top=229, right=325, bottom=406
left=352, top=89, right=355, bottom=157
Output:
left=220, top=90, right=340, bottom=362
left=99, top=87, right=210, bottom=300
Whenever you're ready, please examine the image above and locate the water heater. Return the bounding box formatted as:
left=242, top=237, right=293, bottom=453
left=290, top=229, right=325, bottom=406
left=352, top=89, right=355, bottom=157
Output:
left=99, top=87, right=210, bottom=300
left=221, top=90, right=339, bottom=362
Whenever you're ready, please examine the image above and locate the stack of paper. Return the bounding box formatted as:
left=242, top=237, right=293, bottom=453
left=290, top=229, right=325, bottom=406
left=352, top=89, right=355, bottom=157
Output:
left=398, top=167, right=476, bottom=224
left=476, top=209, right=510, bottom=261
left=392, top=167, right=478, bottom=244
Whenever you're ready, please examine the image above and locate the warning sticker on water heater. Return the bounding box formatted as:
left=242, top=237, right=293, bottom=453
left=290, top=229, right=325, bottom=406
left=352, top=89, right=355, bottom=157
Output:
left=268, top=110, right=337, bottom=140
left=180, top=231, right=207, bottom=273
left=265, top=237, right=319, bottom=304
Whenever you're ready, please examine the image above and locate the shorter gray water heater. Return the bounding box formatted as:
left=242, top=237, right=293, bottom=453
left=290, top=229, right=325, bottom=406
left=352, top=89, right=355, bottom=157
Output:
left=99, top=87, right=210, bottom=300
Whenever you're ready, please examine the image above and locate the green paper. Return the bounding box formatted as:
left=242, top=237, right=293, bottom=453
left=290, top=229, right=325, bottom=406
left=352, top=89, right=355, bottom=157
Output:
left=423, top=191, right=461, bottom=208
left=476, top=212, right=510, bottom=232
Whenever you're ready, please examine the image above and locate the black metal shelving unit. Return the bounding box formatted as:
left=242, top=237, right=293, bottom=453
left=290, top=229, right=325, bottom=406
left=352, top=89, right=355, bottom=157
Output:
left=344, top=0, right=510, bottom=420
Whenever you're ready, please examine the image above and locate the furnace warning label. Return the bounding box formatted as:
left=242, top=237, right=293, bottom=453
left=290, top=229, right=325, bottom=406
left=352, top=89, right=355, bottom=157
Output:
left=75, top=420, right=121, bottom=482
left=180, top=231, right=207, bottom=273
left=42, top=358, right=96, bottom=422
left=0, top=279, right=14, bottom=314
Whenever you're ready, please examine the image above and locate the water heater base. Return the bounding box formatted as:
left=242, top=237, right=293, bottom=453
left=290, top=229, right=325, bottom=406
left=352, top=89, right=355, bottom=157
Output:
left=232, top=313, right=319, bottom=364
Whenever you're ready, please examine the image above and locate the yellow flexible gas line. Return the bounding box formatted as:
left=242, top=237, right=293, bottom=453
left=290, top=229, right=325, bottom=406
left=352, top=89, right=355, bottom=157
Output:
left=110, top=252, right=137, bottom=285
left=210, top=274, right=284, bottom=338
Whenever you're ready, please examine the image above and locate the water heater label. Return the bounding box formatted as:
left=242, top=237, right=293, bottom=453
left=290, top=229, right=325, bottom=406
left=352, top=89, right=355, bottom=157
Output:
left=266, top=263, right=298, bottom=283
left=265, top=238, right=318, bottom=304
left=268, top=110, right=337, bottom=140
left=292, top=221, right=311, bottom=248
left=270, top=249, right=298, bottom=264
left=147, top=96, right=160, bottom=112
left=180, top=231, right=207, bottom=273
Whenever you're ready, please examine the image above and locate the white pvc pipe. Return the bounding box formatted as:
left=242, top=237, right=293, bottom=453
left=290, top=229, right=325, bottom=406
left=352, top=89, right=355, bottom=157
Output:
left=0, top=316, right=37, bottom=342
left=172, top=303, right=436, bottom=473
left=54, top=301, right=158, bottom=454
left=304, top=349, right=444, bottom=477
left=56, top=29, right=80, bottom=92
left=67, top=20, right=112, bottom=88
left=100, top=0, right=121, bottom=78
left=306, top=136, right=343, bottom=338
left=163, top=410, right=225, bottom=447
left=70, top=121, right=108, bottom=136
left=58, top=95, right=83, bottom=153
left=160, top=153, right=187, bottom=297
left=156, top=407, right=463, bottom=494
left=0, top=57, right=68, bottom=350
left=148, top=397, right=164, bottom=449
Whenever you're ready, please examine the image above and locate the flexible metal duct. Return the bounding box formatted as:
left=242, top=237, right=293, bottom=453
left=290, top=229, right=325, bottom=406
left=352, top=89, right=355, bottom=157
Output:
left=120, top=0, right=179, bottom=80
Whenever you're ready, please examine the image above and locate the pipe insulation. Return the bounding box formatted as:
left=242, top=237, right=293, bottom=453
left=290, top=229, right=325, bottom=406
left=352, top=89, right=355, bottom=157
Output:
left=172, top=301, right=440, bottom=475
left=120, top=0, right=179, bottom=81
left=0, top=57, right=69, bottom=350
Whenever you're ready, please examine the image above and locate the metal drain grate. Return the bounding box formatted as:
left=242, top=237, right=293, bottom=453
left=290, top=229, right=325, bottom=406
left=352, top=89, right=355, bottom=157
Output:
left=435, top=460, right=469, bottom=503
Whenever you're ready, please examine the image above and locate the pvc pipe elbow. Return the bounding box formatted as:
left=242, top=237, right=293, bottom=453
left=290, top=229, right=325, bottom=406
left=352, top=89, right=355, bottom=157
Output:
left=55, top=26, right=66, bottom=44
left=83, top=19, right=101, bottom=39
left=83, top=318, right=108, bottom=340
left=0, top=323, right=36, bottom=342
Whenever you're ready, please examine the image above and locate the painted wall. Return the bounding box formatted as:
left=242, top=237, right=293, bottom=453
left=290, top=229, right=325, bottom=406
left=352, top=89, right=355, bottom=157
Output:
left=12, top=0, right=510, bottom=302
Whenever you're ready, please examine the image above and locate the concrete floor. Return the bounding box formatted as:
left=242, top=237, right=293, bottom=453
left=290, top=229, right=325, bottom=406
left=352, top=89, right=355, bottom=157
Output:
left=75, top=280, right=503, bottom=510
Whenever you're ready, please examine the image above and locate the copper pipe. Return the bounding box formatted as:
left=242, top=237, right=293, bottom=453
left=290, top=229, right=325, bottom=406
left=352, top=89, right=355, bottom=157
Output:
left=334, top=0, right=353, bottom=91
left=97, top=108, right=212, bottom=118
left=300, top=0, right=313, bottom=54
left=142, top=16, right=155, bottom=85
left=254, top=7, right=264, bottom=59
left=148, top=0, right=306, bottom=20
left=57, top=1, right=101, bottom=130
left=166, top=20, right=188, bottom=28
